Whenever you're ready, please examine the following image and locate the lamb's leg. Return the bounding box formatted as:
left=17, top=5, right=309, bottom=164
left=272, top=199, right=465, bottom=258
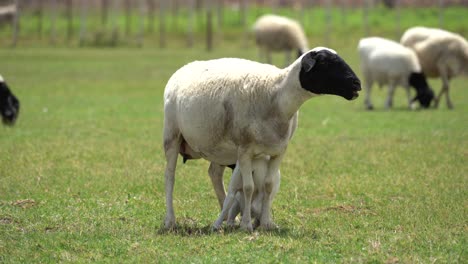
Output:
left=385, top=83, right=396, bottom=109
left=259, top=155, right=283, bottom=230
left=364, top=76, right=374, bottom=110
left=266, top=50, right=272, bottom=65
left=213, top=165, right=242, bottom=230
left=285, top=50, right=291, bottom=66
left=441, top=75, right=453, bottom=109
left=208, top=163, right=226, bottom=209
left=404, top=85, right=414, bottom=109
left=238, top=151, right=254, bottom=232
left=163, top=133, right=181, bottom=230
left=227, top=195, right=241, bottom=227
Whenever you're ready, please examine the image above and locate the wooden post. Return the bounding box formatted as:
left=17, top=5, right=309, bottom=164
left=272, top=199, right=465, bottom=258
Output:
left=439, top=0, right=444, bottom=28
left=147, top=0, right=155, bottom=33
left=37, top=0, right=43, bottom=38
left=138, top=0, right=145, bottom=47
left=101, top=0, right=109, bottom=26
left=12, top=0, right=19, bottom=47
left=80, top=0, right=88, bottom=46
left=325, top=0, right=331, bottom=46
left=50, top=0, right=57, bottom=45
left=206, top=0, right=213, bottom=51
left=187, top=0, right=195, bottom=48
left=125, top=0, right=131, bottom=35
left=363, top=0, right=369, bottom=37
left=66, top=0, right=73, bottom=43
left=159, top=0, right=166, bottom=48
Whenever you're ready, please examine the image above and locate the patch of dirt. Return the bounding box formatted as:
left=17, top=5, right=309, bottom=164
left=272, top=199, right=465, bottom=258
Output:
left=12, top=199, right=36, bottom=208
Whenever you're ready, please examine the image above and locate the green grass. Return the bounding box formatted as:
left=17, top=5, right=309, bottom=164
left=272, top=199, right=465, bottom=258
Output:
left=0, top=13, right=467, bottom=262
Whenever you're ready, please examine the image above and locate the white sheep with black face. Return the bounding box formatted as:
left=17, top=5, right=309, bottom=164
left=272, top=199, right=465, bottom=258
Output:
left=162, top=47, right=361, bottom=232
left=401, top=26, right=468, bottom=109
left=358, top=37, right=434, bottom=110
left=253, top=14, right=309, bottom=65
left=0, top=75, right=20, bottom=125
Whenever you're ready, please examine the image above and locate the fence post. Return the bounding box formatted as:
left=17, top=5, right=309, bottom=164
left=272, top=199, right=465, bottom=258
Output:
left=66, top=0, right=73, bottom=43
left=12, top=0, right=19, bottom=47
left=37, top=0, right=43, bottom=38
left=363, top=0, right=370, bottom=37
left=80, top=0, right=88, bottom=46
left=159, top=0, right=166, bottom=48
left=206, top=0, right=213, bottom=51
left=138, top=0, right=145, bottom=47
left=187, top=0, right=195, bottom=48
left=439, top=0, right=444, bottom=28
left=50, top=0, right=57, bottom=45
left=124, top=0, right=131, bottom=35
left=147, top=0, right=155, bottom=33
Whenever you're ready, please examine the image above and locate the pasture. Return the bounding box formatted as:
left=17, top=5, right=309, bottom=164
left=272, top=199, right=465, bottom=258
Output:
left=1, top=6, right=467, bottom=263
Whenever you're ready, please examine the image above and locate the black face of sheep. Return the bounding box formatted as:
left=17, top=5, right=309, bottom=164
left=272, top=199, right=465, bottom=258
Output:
left=0, top=80, right=20, bottom=125
left=409, top=72, right=434, bottom=108
left=299, top=50, right=361, bottom=100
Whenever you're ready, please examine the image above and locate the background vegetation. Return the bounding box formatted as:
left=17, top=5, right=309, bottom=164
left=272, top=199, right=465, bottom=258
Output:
left=0, top=5, right=467, bottom=263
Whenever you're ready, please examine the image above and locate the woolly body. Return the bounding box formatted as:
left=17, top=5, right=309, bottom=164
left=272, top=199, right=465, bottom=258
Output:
left=163, top=48, right=361, bottom=231
left=253, top=14, right=308, bottom=64
left=358, top=37, right=432, bottom=109
left=401, top=27, right=468, bottom=108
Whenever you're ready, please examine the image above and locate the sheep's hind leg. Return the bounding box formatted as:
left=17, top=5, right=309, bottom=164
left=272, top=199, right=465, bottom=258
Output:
left=163, top=134, right=182, bottom=230
left=385, top=83, right=396, bottom=109
left=208, top=163, right=227, bottom=210
left=238, top=151, right=254, bottom=232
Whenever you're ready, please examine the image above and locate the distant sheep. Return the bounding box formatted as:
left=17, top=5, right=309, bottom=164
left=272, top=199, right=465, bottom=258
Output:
left=0, top=75, right=20, bottom=125
left=162, top=47, right=361, bottom=231
left=358, top=37, right=434, bottom=109
left=253, top=14, right=308, bottom=65
left=401, top=26, right=468, bottom=109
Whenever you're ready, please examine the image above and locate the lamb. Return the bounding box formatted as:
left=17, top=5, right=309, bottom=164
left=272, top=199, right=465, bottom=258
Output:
left=162, top=47, right=361, bottom=231
left=252, top=14, right=308, bottom=65
left=213, top=157, right=277, bottom=230
left=0, top=75, right=20, bottom=125
left=358, top=37, right=434, bottom=110
left=400, top=26, right=468, bottom=109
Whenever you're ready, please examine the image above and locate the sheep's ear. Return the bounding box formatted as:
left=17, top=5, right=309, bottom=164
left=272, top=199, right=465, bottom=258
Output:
left=301, top=54, right=316, bottom=73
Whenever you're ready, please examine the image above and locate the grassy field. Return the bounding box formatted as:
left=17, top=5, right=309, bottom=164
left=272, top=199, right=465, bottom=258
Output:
left=0, top=8, right=467, bottom=262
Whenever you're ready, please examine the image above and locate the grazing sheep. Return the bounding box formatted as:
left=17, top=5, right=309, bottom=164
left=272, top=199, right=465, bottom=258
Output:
left=358, top=37, right=434, bottom=110
left=400, top=26, right=468, bottom=109
left=0, top=75, right=20, bottom=125
left=162, top=47, right=361, bottom=231
left=253, top=14, right=308, bottom=65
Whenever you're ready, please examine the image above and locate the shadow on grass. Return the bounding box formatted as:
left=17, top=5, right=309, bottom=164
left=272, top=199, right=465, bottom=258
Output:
left=356, top=106, right=438, bottom=112
left=156, top=220, right=310, bottom=239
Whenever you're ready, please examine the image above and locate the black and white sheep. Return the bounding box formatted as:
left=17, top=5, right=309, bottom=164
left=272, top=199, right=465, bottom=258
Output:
left=0, top=75, right=20, bottom=125
left=252, top=14, right=308, bottom=65
left=358, top=37, right=434, bottom=110
left=162, top=47, right=361, bottom=231
left=400, top=26, right=468, bottom=109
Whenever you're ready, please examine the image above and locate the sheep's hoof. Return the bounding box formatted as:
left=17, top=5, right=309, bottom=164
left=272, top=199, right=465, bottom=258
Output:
left=240, top=222, right=253, bottom=233
left=258, top=221, right=278, bottom=231
left=164, top=216, right=176, bottom=230
left=226, top=219, right=236, bottom=228
left=365, top=104, right=374, bottom=110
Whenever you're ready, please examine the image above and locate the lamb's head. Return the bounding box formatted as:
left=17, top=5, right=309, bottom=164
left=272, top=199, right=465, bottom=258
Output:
left=0, top=76, right=20, bottom=125
left=299, top=48, right=361, bottom=100
left=409, top=72, right=434, bottom=108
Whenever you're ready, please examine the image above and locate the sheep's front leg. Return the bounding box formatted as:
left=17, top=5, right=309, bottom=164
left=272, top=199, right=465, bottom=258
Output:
left=260, top=155, right=283, bottom=230
left=385, top=83, right=396, bottom=109
left=208, top=163, right=226, bottom=209
left=364, top=76, right=374, bottom=110
left=238, top=151, right=254, bottom=232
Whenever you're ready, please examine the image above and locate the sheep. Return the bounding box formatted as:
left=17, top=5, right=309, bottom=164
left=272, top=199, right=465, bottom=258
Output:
left=358, top=37, right=434, bottom=110
left=0, top=75, right=20, bottom=125
left=400, top=26, right=468, bottom=109
left=252, top=14, right=308, bottom=65
left=213, top=157, right=277, bottom=230
left=162, top=47, right=361, bottom=231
